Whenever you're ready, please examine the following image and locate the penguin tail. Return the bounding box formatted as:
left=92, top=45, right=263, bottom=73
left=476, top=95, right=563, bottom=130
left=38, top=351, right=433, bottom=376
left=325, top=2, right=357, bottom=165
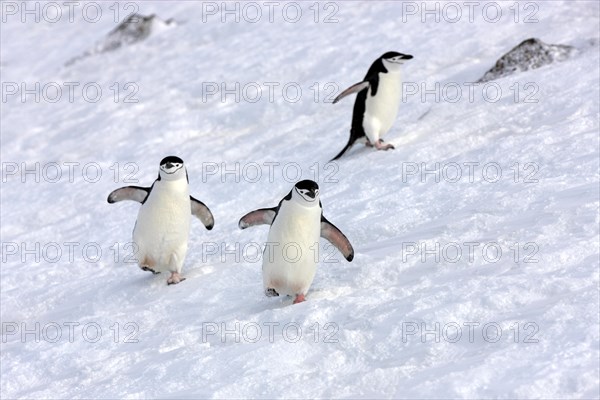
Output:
left=330, top=132, right=358, bottom=162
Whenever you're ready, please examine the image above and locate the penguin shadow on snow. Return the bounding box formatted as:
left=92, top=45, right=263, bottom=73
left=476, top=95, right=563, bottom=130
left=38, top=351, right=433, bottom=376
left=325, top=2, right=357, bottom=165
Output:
left=255, top=296, right=301, bottom=311
left=247, top=288, right=346, bottom=311
left=122, top=260, right=222, bottom=298
left=123, top=270, right=179, bottom=294
left=303, top=285, right=355, bottom=302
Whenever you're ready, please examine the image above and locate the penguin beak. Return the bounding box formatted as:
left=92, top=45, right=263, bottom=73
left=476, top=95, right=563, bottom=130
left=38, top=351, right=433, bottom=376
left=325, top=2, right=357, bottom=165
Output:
left=387, top=54, right=413, bottom=64
left=165, top=162, right=173, bottom=169
left=306, top=190, right=316, bottom=199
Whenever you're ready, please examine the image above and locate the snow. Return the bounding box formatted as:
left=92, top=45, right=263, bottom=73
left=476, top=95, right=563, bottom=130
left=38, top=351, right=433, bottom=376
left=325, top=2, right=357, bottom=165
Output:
left=1, top=1, right=599, bottom=398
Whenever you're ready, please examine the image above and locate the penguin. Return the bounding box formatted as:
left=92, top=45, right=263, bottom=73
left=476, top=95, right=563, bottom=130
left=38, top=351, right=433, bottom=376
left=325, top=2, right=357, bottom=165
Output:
left=238, top=180, right=354, bottom=304
left=107, top=156, right=214, bottom=285
left=331, top=51, right=413, bottom=161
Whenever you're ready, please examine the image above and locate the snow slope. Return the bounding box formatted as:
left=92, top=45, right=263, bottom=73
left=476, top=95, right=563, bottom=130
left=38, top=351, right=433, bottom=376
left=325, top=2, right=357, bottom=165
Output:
left=1, top=1, right=599, bottom=398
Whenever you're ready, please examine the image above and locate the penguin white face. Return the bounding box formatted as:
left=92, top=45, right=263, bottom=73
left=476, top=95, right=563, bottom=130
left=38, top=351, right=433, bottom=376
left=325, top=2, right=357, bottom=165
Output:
left=159, top=156, right=186, bottom=181
left=381, top=51, right=413, bottom=72
left=293, top=180, right=320, bottom=204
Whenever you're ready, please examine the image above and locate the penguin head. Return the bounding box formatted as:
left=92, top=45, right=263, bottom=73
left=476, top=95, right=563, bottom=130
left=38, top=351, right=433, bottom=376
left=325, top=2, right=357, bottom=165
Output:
left=158, top=156, right=186, bottom=181
left=293, top=179, right=320, bottom=204
left=381, top=51, right=413, bottom=72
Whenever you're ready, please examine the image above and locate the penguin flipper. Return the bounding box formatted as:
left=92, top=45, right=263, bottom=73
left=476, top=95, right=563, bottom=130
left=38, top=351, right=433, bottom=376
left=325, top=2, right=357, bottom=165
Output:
left=333, top=81, right=370, bottom=104
left=190, top=196, right=214, bottom=230
left=238, top=208, right=277, bottom=229
left=320, top=216, right=354, bottom=262
left=107, top=186, right=150, bottom=204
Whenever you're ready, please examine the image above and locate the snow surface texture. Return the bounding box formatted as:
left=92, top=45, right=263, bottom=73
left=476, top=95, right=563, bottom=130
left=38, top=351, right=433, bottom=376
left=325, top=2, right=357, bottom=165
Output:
left=1, top=1, right=599, bottom=399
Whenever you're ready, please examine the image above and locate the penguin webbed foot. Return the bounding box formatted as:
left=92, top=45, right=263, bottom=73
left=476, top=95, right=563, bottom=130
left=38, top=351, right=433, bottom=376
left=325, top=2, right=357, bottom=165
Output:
left=293, top=294, right=306, bottom=304
left=141, top=266, right=160, bottom=274
left=167, top=272, right=186, bottom=285
left=366, top=139, right=394, bottom=151
left=374, top=139, right=394, bottom=151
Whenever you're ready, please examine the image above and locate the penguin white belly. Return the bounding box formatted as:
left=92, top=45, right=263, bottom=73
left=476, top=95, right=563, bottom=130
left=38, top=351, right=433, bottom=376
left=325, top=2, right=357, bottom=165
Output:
left=262, top=204, right=321, bottom=297
left=363, top=72, right=402, bottom=141
left=133, top=182, right=191, bottom=273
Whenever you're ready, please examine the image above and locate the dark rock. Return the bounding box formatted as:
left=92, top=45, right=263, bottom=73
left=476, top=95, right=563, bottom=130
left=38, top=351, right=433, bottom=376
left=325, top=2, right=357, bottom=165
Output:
left=66, top=14, right=174, bottom=66
left=97, top=14, right=174, bottom=53
left=478, top=38, right=575, bottom=83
